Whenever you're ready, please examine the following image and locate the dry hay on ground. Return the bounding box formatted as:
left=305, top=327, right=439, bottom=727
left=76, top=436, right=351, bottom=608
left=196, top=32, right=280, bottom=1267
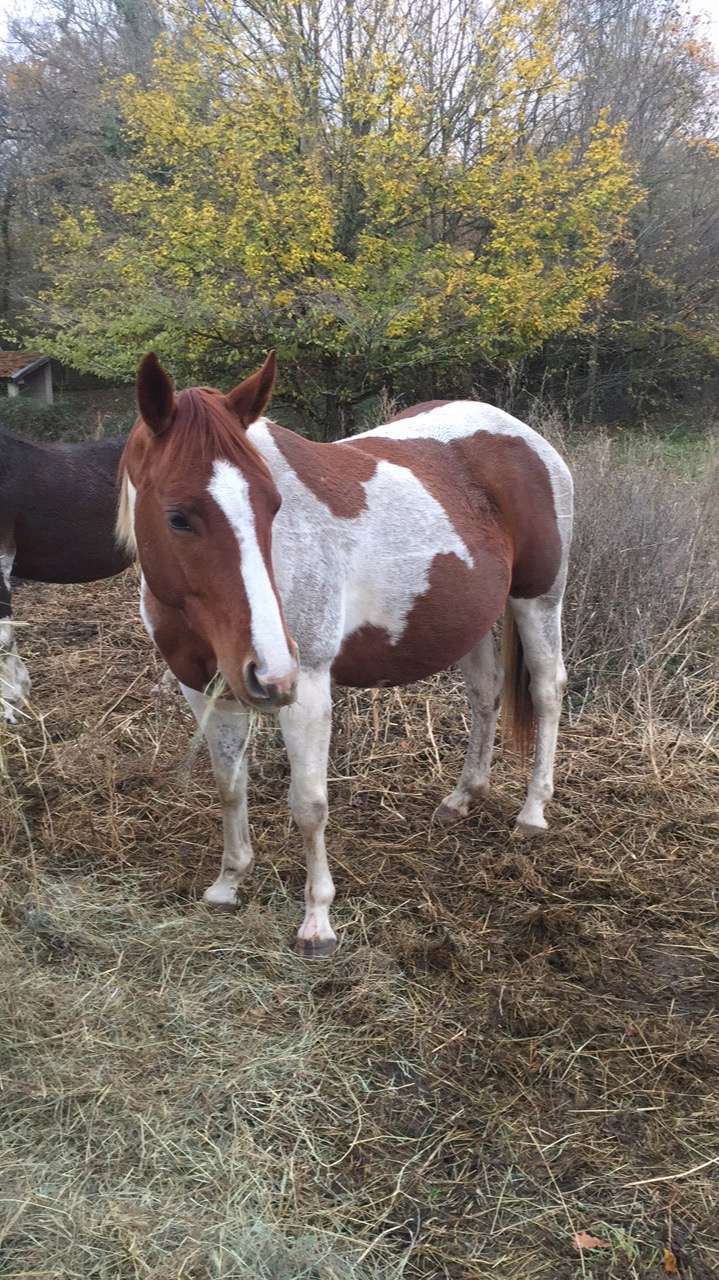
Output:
left=1, top=571, right=718, bottom=1280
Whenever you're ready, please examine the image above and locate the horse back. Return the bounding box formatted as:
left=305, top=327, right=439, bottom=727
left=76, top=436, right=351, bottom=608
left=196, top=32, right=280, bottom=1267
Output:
left=370, top=400, right=571, bottom=599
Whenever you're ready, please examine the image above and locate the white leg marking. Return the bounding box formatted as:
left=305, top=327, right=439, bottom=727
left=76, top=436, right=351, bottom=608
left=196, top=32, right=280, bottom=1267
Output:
left=0, top=549, right=31, bottom=723
left=152, top=666, right=177, bottom=696
left=436, top=631, right=502, bottom=822
left=279, top=669, right=336, bottom=952
left=509, top=596, right=567, bottom=834
left=181, top=684, right=254, bottom=905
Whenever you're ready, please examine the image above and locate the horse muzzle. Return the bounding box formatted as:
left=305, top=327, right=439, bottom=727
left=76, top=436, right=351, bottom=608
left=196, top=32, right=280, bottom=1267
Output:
left=241, top=658, right=298, bottom=711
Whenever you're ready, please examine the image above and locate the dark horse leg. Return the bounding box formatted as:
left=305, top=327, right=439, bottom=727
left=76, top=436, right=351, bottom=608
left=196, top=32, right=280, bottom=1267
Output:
left=0, top=542, right=31, bottom=723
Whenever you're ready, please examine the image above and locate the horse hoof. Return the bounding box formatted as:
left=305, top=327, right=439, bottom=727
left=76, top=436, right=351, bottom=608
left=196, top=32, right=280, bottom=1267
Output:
left=435, top=800, right=466, bottom=825
left=202, top=885, right=239, bottom=910
left=513, top=819, right=547, bottom=839
left=293, top=936, right=337, bottom=960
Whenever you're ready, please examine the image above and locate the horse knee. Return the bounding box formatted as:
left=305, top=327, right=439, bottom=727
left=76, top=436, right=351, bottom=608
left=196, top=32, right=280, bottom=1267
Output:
left=209, top=740, right=249, bottom=807
left=216, top=779, right=242, bottom=807
left=0, top=620, right=14, bottom=652
left=529, top=663, right=564, bottom=718
left=473, top=692, right=501, bottom=718
left=530, top=683, right=560, bottom=720
left=290, top=783, right=328, bottom=836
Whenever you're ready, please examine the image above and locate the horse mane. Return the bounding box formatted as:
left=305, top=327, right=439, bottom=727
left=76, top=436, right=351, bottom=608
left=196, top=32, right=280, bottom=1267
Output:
left=115, top=386, right=270, bottom=555
left=163, top=387, right=271, bottom=476
left=116, top=468, right=136, bottom=554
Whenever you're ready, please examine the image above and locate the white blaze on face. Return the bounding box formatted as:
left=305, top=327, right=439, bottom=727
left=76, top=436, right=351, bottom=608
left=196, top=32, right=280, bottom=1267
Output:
left=208, top=459, right=294, bottom=682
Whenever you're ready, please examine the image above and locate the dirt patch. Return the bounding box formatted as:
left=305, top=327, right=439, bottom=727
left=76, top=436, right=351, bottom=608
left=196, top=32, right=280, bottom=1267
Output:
left=1, top=572, right=718, bottom=1279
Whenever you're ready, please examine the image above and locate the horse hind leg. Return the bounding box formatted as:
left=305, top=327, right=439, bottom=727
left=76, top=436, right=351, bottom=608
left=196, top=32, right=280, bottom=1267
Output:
left=507, top=594, right=567, bottom=835
left=0, top=547, right=31, bottom=724
left=436, top=631, right=502, bottom=823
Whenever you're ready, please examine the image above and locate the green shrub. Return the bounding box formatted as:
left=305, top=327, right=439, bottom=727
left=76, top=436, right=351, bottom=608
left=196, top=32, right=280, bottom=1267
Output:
left=0, top=395, right=134, bottom=442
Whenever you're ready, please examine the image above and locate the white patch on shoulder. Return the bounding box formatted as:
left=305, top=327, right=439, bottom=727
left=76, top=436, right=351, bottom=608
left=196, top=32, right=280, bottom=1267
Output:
left=208, top=459, right=294, bottom=681
left=342, top=459, right=472, bottom=641
left=248, top=422, right=475, bottom=667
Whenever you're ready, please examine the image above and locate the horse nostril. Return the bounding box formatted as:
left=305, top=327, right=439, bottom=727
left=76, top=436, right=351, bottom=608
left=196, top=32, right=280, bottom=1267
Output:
left=245, top=661, right=271, bottom=701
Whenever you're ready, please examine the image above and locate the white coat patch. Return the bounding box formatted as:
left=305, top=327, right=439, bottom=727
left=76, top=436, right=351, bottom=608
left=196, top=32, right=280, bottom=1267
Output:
left=247, top=423, right=475, bottom=668
left=342, top=459, right=472, bottom=642
left=356, top=401, right=574, bottom=549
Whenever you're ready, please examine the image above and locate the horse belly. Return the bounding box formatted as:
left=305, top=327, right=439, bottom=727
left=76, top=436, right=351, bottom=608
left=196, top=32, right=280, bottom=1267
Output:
left=13, top=536, right=128, bottom=583
left=13, top=505, right=128, bottom=583
left=331, top=553, right=509, bottom=688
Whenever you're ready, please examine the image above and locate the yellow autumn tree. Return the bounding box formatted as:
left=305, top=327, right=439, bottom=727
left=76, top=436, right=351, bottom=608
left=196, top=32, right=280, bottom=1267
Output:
left=38, top=0, right=639, bottom=433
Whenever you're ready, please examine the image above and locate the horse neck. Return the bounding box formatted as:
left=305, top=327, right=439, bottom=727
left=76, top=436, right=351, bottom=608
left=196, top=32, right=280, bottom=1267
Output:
left=248, top=418, right=359, bottom=513
left=247, top=418, right=362, bottom=584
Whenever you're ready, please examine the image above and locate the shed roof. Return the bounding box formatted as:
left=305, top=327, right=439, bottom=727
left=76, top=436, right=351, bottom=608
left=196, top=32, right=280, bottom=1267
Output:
left=0, top=351, right=48, bottom=379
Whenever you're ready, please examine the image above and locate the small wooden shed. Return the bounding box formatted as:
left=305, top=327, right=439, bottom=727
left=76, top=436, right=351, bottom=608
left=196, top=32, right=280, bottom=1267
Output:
left=0, top=352, right=54, bottom=404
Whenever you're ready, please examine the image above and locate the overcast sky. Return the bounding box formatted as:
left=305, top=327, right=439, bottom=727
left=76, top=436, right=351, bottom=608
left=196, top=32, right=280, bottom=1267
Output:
left=0, top=0, right=717, bottom=49
left=689, top=0, right=719, bottom=42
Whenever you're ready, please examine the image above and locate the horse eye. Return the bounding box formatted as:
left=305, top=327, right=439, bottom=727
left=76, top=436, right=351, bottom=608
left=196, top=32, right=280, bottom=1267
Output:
left=168, top=510, right=193, bottom=533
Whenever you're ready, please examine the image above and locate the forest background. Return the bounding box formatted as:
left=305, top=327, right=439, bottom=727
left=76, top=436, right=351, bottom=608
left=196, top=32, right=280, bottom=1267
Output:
left=0, top=0, right=718, bottom=437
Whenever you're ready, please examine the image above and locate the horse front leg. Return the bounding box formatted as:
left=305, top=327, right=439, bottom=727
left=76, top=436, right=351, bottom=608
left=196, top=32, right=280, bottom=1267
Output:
left=181, top=684, right=255, bottom=906
left=0, top=547, right=31, bottom=723
left=279, top=668, right=336, bottom=958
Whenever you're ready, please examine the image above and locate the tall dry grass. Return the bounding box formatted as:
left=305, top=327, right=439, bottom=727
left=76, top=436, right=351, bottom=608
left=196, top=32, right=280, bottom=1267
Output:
left=556, top=428, right=718, bottom=736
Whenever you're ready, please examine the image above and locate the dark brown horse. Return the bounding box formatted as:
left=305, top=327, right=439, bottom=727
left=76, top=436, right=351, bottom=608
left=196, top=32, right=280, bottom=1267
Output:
left=0, top=428, right=132, bottom=722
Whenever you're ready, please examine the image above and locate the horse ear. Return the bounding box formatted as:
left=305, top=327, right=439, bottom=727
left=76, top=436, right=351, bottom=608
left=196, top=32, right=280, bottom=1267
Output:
left=137, top=353, right=176, bottom=436
left=225, top=351, right=276, bottom=427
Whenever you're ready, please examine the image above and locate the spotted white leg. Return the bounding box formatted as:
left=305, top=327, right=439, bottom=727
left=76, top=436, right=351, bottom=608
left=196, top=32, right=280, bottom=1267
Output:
left=509, top=595, right=567, bottom=835
left=0, top=548, right=31, bottom=724
left=181, top=684, right=254, bottom=906
left=436, top=630, right=502, bottom=822
left=279, top=668, right=336, bottom=958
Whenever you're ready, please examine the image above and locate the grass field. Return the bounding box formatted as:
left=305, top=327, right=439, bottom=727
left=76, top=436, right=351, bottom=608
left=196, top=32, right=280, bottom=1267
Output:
left=1, top=431, right=718, bottom=1279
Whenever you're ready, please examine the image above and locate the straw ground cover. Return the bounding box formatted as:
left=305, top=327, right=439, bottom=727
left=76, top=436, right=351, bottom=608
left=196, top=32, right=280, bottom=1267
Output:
left=1, top=431, right=718, bottom=1279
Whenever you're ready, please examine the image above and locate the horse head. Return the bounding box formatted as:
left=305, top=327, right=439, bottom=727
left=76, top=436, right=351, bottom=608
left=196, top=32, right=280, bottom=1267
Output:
left=119, top=351, right=299, bottom=710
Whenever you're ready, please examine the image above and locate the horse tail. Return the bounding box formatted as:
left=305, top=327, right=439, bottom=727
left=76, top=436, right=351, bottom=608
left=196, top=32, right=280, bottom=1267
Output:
left=501, top=604, right=535, bottom=759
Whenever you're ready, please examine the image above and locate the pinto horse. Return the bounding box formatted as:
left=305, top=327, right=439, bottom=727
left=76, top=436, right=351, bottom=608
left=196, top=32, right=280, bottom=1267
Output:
left=0, top=429, right=131, bottom=721
left=118, top=352, right=573, bottom=955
